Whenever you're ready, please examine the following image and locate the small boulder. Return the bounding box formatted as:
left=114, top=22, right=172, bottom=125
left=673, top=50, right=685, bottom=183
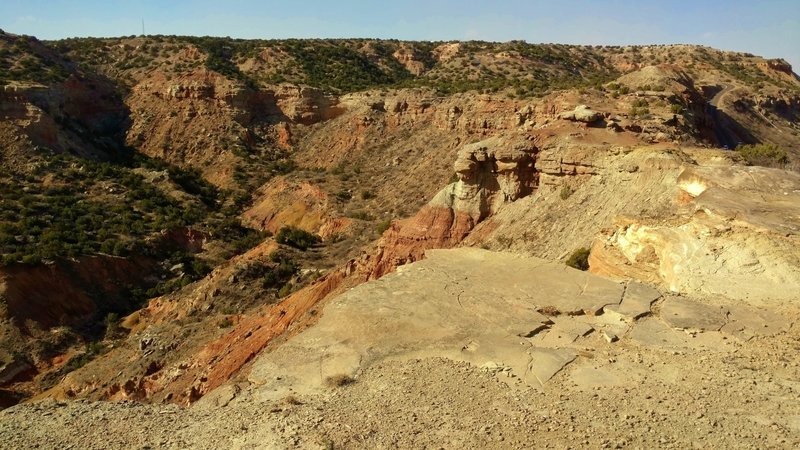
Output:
left=559, top=105, right=603, bottom=123
left=603, top=331, right=619, bottom=343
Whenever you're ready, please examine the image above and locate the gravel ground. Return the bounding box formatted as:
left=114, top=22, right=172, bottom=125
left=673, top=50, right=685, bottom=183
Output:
left=3, top=327, right=799, bottom=450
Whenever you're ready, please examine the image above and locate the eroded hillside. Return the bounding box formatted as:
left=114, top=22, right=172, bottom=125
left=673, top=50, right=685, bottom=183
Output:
left=1, top=29, right=800, bottom=447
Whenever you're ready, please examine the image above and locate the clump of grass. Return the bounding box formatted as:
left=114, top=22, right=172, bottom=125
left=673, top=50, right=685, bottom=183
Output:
left=324, top=374, right=355, bottom=387
left=277, top=282, right=294, bottom=298
left=346, top=210, right=375, bottom=221
left=537, top=306, right=562, bottom=316
left=629, top=98, right=650, bottom=118
left=559, top=185, right=574, bottom=200
left=284, top=395, right=303, bottom=405
left=376, top=219, right=392, bottom=234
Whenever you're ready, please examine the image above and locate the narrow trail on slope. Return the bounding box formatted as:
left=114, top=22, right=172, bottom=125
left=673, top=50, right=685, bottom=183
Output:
left=706, top=83, right=740, bottom=149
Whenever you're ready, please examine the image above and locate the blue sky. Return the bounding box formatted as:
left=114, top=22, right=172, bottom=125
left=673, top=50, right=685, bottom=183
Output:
left=2, top=0, right=799, bottom=69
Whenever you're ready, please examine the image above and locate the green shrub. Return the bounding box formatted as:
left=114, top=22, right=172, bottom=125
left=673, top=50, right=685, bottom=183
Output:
left=559, top=185, right=574, bottom=200
left=565, top=247, right=591, bottom=271
left=104, top=312, right=121, bottom=338
left=629, top=106, right=650, bottom=118
left=21, top=254, right=42, bottom=265
left=736, top=143, right=788, bottom=168
left=628, top=98, right=651, bottom=118
left=335, top=190, right=352, bottom=202
left=347, top=210, right=375, bottom=221
left=275, top=226, right=321, bottom=251
left=262, top=251, right=299, bottom=290
left=277, top=282, right=294, bottom=298
left=61, top=341, right=107, bottom=373
left=376, top=219, right=392, bottom=234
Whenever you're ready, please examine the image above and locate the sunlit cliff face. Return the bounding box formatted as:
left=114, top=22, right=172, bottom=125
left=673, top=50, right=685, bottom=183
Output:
left=609, top=223, right=698, bottom=293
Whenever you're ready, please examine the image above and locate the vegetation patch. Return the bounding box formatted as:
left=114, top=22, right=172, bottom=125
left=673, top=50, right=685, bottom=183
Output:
left=182, top=36, right=259, bottom=88
left=376, top=219, right=392, bottom=234
left=282, top=40, right=411, bottom=93
left=565, top=247, right=591, bottom=271
left=275, top=226, right=322, bottom=251
left=629, top=98, right=650, bottom=118
left=0, top=34, right=71, bottom=84
left=0, top=155, right=204, bottom=265
left=45, top=36, right=623, bottom=96
left=0, top=151, right=266, bottom=267
left=736, top=143, right=788, bottom=168
left=346, top=210, right=375, bottom=221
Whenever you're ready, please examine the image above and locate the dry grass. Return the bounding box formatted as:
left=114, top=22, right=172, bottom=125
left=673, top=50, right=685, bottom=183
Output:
left=324, top=374, right=355, bottom=387
left=537, top=306, right=562, bottom=316
left=284, top=395, right=303, bottom=405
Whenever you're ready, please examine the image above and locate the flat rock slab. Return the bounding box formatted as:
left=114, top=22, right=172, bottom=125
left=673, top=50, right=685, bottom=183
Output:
left=720, top=305, right=791, bottom=340
left=660, top=296, right=727, bottom=331
left=248, top=248, right=623, bottom=398
left=627, top=318, right=693, bottom=348
left=528, top=347, right=578, bottom=385
left=629, top=317, right=733, bottom=351
left=537, top=318, right=594, bottom=347
left=606, top=281, right=660, bottom=320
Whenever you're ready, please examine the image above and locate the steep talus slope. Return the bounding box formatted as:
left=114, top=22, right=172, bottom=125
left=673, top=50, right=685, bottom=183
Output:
left=242, top=178, right=339, bottom=238
left=37, top=239, right=293, bottom=404
left=0, top=255, right=155, bottom=400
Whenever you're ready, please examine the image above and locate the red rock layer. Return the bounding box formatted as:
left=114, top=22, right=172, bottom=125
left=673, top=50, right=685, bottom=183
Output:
left=167, top=203, right=476, bottom=403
